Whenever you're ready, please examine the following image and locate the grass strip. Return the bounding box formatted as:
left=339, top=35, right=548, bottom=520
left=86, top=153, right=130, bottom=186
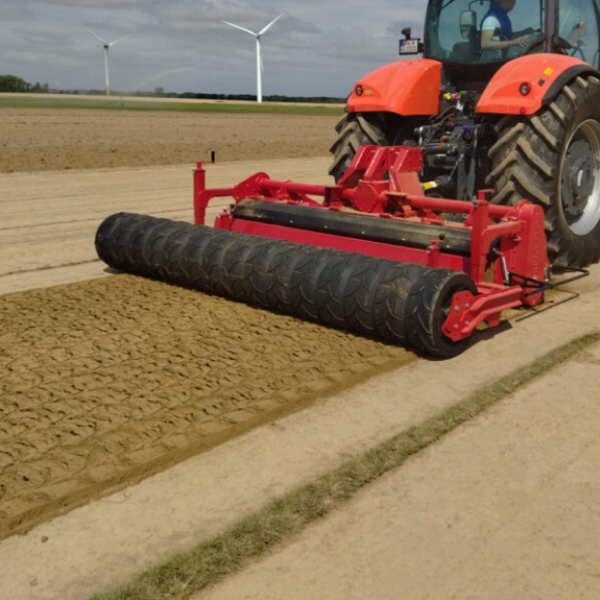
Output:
left=91, top=331, right=600, bottom=600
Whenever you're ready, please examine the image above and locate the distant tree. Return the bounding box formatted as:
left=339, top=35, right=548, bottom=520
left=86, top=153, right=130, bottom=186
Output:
left=0, top=74, right=31, bottom=92
left=31, top=82, right=49, bottom=93
left=154, top=86, right=165, bottom=97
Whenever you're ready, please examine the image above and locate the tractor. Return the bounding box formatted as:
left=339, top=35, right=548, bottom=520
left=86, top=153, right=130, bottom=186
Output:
left=329, top=0, right=600, bottom=269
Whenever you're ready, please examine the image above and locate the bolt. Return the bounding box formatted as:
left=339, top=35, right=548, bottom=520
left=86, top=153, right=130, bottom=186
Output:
left=466, top=303, right=470, bottom=308
left=455, top=306, right=460, bottom=312
left=454, top=324, right=459, bottom=330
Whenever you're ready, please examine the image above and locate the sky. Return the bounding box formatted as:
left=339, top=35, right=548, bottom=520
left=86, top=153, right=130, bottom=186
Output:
left=0, top=0, right=426, bottom=97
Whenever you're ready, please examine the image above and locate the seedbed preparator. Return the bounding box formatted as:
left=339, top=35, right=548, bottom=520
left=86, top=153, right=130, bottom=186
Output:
left=96, top=145, right=588, bottom=358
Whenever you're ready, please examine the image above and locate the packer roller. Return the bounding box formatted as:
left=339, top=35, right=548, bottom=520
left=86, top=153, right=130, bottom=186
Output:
left=96, top=145, right=583, bottom=357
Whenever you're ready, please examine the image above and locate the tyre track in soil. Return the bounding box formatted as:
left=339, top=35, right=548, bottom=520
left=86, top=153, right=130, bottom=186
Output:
left=0, top=274, right=411, bottom=541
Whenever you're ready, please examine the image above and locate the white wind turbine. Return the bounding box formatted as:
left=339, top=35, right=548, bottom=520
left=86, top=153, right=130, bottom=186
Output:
left=222, top=13, right=284, bottom=103
left=85, top=28, right=132, bottom=95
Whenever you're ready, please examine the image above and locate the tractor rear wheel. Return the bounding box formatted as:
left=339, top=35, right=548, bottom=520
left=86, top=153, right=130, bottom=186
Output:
left=328, top=112, right=391, bottom=182
left=488, top=75, right=600, bottom=268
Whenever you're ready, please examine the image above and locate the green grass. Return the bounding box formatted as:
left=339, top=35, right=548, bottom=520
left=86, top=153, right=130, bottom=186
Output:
left=90, top=331, right=600, bottom=600
left=0, top=94, right=344, bottom=116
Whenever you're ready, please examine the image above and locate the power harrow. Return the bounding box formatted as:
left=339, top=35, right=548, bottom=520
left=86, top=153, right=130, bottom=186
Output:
left=95, top=146, right=586, bottom=358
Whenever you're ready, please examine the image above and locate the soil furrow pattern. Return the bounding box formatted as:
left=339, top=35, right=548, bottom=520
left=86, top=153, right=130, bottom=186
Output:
left=0, top=274, right=410, bottom=540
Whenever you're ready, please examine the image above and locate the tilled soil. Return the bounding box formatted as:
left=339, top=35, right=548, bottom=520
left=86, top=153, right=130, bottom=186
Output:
left=0, top=106, right=413, bottom=540
left=0, top=274, right=410, bottom=540
left=0, top=108, right=340, bottom=172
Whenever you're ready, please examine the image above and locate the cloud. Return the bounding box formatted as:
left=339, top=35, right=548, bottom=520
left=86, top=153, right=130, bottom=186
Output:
left=28, top=0, right=150, bottom=6
left=0, top=0, right=427, bottom=96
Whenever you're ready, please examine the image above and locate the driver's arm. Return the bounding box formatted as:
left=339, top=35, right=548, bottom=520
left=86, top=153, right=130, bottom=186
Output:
left=480, top=28, right=529, bottom=49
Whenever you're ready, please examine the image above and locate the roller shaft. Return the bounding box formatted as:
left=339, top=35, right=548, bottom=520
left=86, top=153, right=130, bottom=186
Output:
left=95, top=213, right=475, bottom=357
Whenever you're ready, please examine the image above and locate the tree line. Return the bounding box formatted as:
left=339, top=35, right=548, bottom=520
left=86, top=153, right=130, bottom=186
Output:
left=175, top=91, right=345, bottom=104
left=0, top=74, right=344, bottom=103
left=0, top=74, right=50, bottom=93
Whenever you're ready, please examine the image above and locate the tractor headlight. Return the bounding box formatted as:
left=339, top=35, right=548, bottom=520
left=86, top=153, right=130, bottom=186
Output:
left=519, top=82, right=531, bottom=96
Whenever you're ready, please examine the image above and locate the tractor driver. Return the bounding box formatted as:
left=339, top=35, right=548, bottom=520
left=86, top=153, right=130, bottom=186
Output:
left=480, top=0, right=531, bottom=56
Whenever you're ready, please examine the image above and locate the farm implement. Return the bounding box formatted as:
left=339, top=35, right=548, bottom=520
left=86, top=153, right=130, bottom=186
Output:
left=95, top=146, right=587, bottom=357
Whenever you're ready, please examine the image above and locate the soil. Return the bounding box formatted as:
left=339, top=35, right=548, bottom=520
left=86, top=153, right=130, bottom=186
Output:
left=0, top=108, right=340, bottom=173
left=0, top=273, right=410, bottom=541
left=198, top=341, right=600, bottom=600
left=0, top=106, right=388, bottom=538
left=2, top=105, right=599, bottom=600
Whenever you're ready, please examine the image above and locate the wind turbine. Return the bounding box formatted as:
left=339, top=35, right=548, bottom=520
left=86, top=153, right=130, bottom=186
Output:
left=85, top=28, right=132, bottom=95
left=222, top=14, right=283, bottom=103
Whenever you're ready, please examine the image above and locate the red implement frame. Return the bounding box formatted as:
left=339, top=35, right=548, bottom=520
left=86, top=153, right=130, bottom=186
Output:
left=193, top=146, right=549, bottom=342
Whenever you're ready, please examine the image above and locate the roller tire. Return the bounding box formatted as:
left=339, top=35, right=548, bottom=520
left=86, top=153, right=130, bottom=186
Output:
left=95, top=214, right=479, bottom=357
left=488, top=75, right=600, bottom=268
left=406, top=269, right=479, bottom=359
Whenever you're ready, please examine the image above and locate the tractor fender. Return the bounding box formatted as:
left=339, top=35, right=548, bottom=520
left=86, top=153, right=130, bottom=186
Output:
left=475, top=53, right=597, bottom=116
left=347, top=59, right=442, bottom=116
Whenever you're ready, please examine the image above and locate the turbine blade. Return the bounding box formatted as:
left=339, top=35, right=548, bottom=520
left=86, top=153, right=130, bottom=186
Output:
left=258, top=13, right=284, bottom=36
left=85, top=27, right=107, bottom=44
left=222, top=21, right=257, bottom=37
left=109, top=33, right=132, bottom=47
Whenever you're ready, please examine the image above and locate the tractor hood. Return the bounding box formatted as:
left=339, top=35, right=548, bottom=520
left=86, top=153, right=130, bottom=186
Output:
left=347, top=59, right=442, bottom=116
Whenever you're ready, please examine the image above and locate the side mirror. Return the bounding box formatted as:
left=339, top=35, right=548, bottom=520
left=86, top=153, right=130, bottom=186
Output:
left=460, top=10, right=477, bottom=39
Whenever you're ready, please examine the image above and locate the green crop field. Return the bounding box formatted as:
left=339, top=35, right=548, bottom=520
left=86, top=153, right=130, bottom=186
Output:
left=0, top=93, right=345, bottom=116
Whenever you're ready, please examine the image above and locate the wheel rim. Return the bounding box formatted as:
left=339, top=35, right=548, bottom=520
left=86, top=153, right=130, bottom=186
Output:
left=560, top=119, right=600, bottom=236
left=435, top=283, right=467, bottom=350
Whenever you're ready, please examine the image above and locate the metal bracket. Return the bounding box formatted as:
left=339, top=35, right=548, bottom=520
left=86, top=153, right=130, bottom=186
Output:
left=509, top=266, right=590, bottom=298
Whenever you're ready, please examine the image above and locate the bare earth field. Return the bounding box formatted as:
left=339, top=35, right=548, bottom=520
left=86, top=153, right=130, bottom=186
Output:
left=1, top=106, right=600, bottom=600
left=0, top=108, right=413, bottom=540
left=0, top=108, right=340, bottom=172
left=0, top=275, right=409, bottom=540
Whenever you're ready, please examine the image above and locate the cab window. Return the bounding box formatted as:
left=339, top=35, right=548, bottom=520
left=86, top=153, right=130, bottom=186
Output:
left=558, top=0, right=600, bottom=66
left=425, top=0, right=544, bottom=63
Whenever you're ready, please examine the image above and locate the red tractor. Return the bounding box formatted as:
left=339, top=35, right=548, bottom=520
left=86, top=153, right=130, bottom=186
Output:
left=329, top=0, right=600, bottom=269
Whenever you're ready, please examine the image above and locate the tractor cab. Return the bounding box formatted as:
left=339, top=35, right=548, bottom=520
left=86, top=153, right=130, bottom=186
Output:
left=422, top=0, right=600, bottom=78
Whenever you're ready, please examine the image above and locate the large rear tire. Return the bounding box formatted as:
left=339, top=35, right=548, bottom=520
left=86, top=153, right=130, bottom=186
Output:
left=488, top=75, right=600, bottom=268
left=328, top=112, right=391, bottom=182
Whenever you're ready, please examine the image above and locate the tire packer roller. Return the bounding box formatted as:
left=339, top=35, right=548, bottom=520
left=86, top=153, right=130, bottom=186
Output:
left=96, top=146, right=585, bottom=358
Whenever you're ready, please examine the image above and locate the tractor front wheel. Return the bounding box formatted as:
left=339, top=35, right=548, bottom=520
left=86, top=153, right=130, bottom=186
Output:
left=488, top=75, right=600, bottom=268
